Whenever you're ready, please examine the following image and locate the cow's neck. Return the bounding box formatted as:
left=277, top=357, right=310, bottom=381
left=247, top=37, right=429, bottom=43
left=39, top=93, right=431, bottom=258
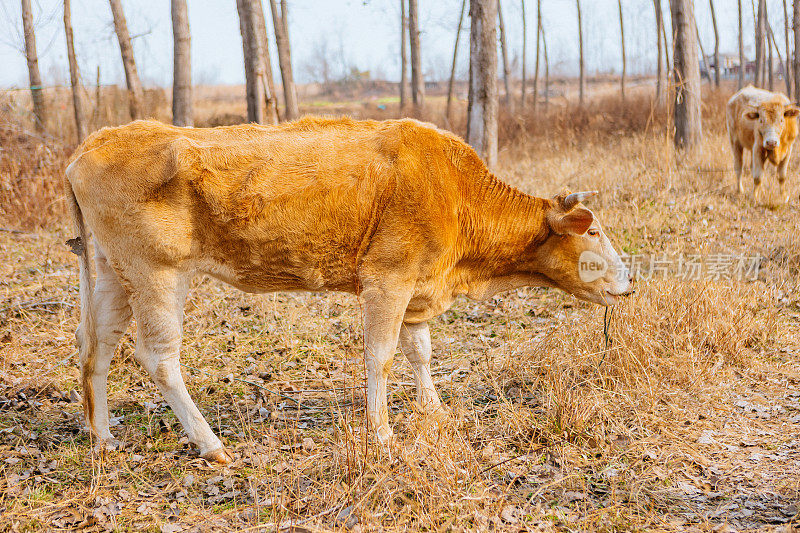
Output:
left=454, top=171, right=553, bottom=298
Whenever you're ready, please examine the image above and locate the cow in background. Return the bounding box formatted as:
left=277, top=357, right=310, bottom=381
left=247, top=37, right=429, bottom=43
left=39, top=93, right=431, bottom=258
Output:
left=727, top=85, right=800, bottom=203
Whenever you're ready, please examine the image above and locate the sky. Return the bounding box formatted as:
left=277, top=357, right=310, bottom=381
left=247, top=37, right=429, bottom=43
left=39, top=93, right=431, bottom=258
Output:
left=0, top=0, right=788, bottom=90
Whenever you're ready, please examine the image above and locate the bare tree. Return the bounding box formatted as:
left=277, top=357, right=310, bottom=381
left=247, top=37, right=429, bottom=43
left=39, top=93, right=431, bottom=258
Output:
left=618, top=0, right=626, bottom=100
left=671, top=0, right=702, bottom=152
left=768, top=23, right=786, bottom=93
left=795, top=0, right=800, bottom=99
left=21, top=0, right=46, bottom=130
left=694, top=19, right=713, bottom=83
left=709, top=0, right=720, bottom=87
left=654, top=0, right=666, bottom=103
left=64, top=0, right=86, bottom=140
left=576, top=0, right=585, bottom=106
left=532, top=0, right=541, bottom=112
left=467, top=0, right=498, bottom=168
left=237, top=0, right=265, bottom=123
left=254, top=4, right=279, bottom=122
left=408, top=0, right=424, bottom=110
left=269, top=0, right=299, bottom=120
left=783, top=0, right=792, bottom=97
left=739, top=0, right=745, bottom=88
left=662, top=7, right=671, bottom=73
left=446, top=0, right=467, bottom=121
left=755, top=0, right=766, bottom=87
left=542, top=16, right=549, bottom=111
left=520, top=0, right=527, bottom=110
left=400, top=0, right=408, bottom=111
left=497, top=0, right=512, bottom=110
left=109, top=0, right=145, bottom=120
left=171, top=0, right=193, bottom=126
left=768, top=17, right=775, bottom=90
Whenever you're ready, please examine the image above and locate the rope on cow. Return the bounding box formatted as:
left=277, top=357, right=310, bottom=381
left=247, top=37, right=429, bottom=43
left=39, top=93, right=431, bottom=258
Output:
left=597, top=305, right=614, bottom=371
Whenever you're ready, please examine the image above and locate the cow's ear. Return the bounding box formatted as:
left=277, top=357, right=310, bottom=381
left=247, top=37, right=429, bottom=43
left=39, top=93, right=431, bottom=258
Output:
left=745, top=110, right=760, bottom=120
left=550, top=207, right=594, bottom=235
left=785, top=106, right=800, bottom=118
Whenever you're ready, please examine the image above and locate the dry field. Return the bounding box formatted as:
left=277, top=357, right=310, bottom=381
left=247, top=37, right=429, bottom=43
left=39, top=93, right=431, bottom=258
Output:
left=1, top=86, right=800, bottom=532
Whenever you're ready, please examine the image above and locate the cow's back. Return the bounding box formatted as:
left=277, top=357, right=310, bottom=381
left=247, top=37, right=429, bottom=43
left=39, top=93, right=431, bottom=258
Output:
left=66, top=118, right=460, bottom=294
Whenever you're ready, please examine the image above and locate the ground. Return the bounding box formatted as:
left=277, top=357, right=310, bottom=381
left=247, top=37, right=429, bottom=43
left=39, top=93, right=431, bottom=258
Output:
left=1, top=112, right=800, bottom=531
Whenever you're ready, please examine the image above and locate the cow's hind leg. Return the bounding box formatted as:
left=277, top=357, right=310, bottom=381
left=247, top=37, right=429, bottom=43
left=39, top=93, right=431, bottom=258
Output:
left=85, top=244, right=132, bottom=442
left=752, top=143, right=766, bottom=203
left=128, top=270, right=229, bottom=463
left=731, top=140, right=745, bottom=194
left=398, top=322, right=444, bottom=416
left=361, top=282, right=413, bottom=445
left=777, top=145, right=793, bottom=204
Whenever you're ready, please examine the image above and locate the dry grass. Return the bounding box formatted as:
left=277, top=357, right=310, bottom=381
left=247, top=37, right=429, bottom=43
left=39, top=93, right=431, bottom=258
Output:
left=1, top=85, right=800, bottom=531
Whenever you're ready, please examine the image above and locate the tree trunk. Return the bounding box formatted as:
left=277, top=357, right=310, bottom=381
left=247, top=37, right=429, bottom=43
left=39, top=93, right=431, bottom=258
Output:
left=21, top=0, right=46, bottom=130
left=237, top=0, right=265, bottom=123
left=794, top=0, right=800, bottom=99
left=446, top=0, right=467, bottom=121
left=671, top=0, right=702, bottom=152
left=768, top=23, right=785, bottom=94
left=63, top=0, right=86, bottom=140
left=695, top=19, right=713, bottom=83
left=269, top=0, right=299, bottom=120
left=467, top=0, right=498, bottom=168
left=709, top=0, right=720, bottom=87
left=171, top=0, right=193, bottom=126
left=739, top=0, right=745, bottom=88
left=618, top=0, right=626, bottom=100
left=408, top=0, right=424, bottom=110
left=542, top=17, right=549, bottom=111
left=520, top=0, right=527, bottom=111
left=662, top=8, right=671, bottom=77
left=532, top=0, right=541, bottom=112
left=576, top=0, right=585, bottom=106
left=755, top=0, right=766, bottom=87
left=400, top=0, right=408, bottom=111
left=769, top=17, right=775, bottom=90
left=654, top=0, right=665, bottom=103
left=783, top=0, right=792, bottom=97
left=254, top=2, right=279, bottom=123
left=497, top=0, right=512, bottom=110
left=109, top=0, right=145, bottom=120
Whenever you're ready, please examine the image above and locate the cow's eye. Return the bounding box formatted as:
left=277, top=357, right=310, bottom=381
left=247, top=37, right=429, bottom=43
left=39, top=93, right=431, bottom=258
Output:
left=587, top=229, right=599, bottom=237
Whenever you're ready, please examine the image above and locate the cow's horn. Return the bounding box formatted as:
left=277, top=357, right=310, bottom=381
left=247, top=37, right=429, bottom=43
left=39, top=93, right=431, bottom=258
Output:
left=563, top=191, right=597, bottom=210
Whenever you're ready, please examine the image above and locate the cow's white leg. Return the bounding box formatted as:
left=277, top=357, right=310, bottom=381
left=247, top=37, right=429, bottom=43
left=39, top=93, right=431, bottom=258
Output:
left=87, top=247, right=132, bottom=442
left=361, top=284, right=412, bottom=445
left=129, top=272, right=228, bottom=463
left=777, top=145, right=793, bottom=204
left=398, top=322, right=444, bottom=416
left=751, top=142, right=765, bottom=202
left=731, top=140, right=745, bottom=194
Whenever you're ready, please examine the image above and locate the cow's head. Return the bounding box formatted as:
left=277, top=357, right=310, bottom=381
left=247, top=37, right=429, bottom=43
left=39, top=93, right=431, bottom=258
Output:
left=744, top=100, right=800, bottom=150
left=532, top=191, right=632, bottom=306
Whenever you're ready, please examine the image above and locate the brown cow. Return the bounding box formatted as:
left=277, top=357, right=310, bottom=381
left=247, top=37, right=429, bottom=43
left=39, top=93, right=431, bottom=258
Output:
left=726, top=85, right=800, bottom=203
left=65, top=118, right=632, bottom=464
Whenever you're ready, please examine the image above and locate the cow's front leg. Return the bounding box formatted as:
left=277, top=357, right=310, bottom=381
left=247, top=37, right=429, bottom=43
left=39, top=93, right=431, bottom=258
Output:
left=751, top=142, right=766, bottom=203
left=777, top=146, right=793, bottom=204
left=399, top=321, right=444, bottom=416
left=360, top=283, right=412, bottom=445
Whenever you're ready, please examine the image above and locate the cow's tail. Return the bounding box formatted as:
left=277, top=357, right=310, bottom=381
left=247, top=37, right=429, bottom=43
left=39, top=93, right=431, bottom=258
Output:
left=65, top=177, right=97, bottom=435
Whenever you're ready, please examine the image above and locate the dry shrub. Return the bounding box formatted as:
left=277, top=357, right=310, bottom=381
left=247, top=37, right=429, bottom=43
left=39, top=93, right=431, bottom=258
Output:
left=0, top=122, right=68, bottom=230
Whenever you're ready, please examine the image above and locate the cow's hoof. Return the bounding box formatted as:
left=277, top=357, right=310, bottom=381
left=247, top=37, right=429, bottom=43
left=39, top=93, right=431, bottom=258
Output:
left=376, top=426, right=394, bottom=447
left=95, top=438, right=122, bottom=454
left=201, top=447, right=233, bottom=465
